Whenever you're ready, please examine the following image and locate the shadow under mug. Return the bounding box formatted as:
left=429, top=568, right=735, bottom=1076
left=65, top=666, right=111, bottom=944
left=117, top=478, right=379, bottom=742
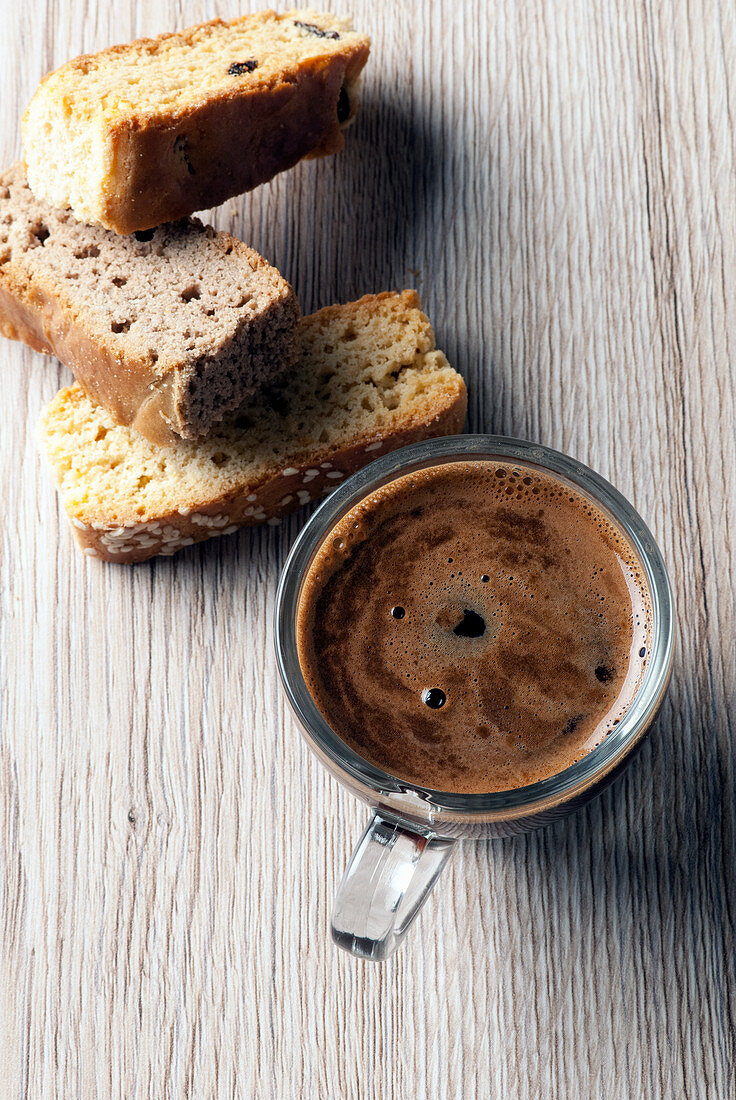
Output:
left=274, top=436, right=674, bottom=961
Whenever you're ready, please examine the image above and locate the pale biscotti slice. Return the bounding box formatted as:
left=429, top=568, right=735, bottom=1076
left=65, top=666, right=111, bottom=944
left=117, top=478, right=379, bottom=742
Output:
left=0, top=164, right=299, bottom=444
left=23, top=10, right=370, bottom=234
left=39, top=292, right=467, bottom=563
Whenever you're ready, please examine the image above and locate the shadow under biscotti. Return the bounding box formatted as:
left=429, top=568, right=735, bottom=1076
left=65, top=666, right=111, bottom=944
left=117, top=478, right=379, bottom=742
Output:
left=215, top=85, right=460, bottom=317
left=289, top=86, right=503, bottom=441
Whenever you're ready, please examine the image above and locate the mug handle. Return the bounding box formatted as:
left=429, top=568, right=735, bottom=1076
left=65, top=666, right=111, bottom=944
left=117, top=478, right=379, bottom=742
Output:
left=331, top=811, right=457, bottom=960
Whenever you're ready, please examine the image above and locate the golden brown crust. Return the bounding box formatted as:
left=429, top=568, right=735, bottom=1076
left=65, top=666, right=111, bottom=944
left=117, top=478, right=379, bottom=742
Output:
left=0, top=264, right=166, bottom=419
left=64, top=392, right=468, bottom=564
left=0, top=282, right=54, bottom=354
left=311, top=289, right=424, bottom=326
left=25, top=13, right=370, bottom=233
left=104, top=66, right=348, bottom=233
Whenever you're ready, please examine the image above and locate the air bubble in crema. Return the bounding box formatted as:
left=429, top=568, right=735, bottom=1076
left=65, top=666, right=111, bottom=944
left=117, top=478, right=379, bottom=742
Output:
left=452, top=609, right=486, bottom=638
left=422, top=687, right=446, bottom=709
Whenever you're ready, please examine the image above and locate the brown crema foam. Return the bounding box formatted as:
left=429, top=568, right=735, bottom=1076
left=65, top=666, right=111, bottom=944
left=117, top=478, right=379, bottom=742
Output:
left=296, top=460, right=652, bottom=794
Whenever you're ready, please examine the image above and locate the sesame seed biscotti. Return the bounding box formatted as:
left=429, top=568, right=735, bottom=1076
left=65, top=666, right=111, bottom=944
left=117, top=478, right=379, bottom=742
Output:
left=23, top=10, right=370, bottom=235
left=0, top=164, right=299, bottom=445
left=39, top=292, right=467, bottom=563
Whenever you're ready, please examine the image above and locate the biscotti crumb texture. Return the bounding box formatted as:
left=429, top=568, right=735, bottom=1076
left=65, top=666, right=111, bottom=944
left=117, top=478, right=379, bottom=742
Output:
left=38, top=292, right=467, bottom=563
left=0, top=164, right=299, bottom=445
left=23, top=10, right=370, bottom=234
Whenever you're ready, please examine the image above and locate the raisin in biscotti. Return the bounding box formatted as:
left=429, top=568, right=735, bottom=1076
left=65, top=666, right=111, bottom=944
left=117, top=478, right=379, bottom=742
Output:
left=39, top=292, right=467, bottom=563
left=0, top=164, right=299, bottom=444
left=23, top=10, right=370, bottom=235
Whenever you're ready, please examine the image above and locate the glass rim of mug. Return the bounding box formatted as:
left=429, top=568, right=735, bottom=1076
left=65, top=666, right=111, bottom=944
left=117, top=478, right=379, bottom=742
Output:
left=275, top=434, right=674, bottom=817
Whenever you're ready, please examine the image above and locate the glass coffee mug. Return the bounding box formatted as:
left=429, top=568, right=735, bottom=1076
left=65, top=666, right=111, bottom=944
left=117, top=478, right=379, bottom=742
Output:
left=274, top=436, right=674, bottom=960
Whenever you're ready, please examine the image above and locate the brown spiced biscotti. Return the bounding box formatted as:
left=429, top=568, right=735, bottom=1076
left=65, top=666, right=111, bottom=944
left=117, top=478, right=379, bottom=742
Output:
left=39, top=292, right=467, bottom=563
left=0, top=164, right=299, bottom=445
left=23, top=10, right=370, bottom=234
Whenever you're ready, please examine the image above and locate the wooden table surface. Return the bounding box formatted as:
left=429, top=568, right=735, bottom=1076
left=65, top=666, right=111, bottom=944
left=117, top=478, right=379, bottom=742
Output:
left=1, top=1, right=735, bottom=1096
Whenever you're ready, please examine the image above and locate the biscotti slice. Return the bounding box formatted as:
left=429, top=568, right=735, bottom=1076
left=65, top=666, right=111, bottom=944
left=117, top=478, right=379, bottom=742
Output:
left=39, top=292, right=467, bottom=563
left=23, top=10, right=370, bottom=235
left=0, top=164, right=299, bottom=444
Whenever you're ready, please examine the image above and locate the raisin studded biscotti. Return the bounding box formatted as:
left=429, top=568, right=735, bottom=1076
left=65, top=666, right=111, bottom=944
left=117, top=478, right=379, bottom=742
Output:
left=39, top=292, right=467, bottom=563
left=23, top=10, right=370, bottom=234
left=0, top=164, right=299, bottom=445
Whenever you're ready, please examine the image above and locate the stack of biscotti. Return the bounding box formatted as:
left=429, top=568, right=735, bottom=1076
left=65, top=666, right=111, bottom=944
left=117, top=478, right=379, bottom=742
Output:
left=5, top=11, right=467, bottom=563
left=39, top=291, right=466, bottom=562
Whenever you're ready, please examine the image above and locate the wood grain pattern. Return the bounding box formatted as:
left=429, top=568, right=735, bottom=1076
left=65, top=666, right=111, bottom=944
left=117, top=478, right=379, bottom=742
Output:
left=1, top=1, right=734, bottom=1096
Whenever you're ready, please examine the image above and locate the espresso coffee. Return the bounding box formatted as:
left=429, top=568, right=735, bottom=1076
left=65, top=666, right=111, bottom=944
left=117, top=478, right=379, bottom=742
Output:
left=296, top=460, right=652, bottom=793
